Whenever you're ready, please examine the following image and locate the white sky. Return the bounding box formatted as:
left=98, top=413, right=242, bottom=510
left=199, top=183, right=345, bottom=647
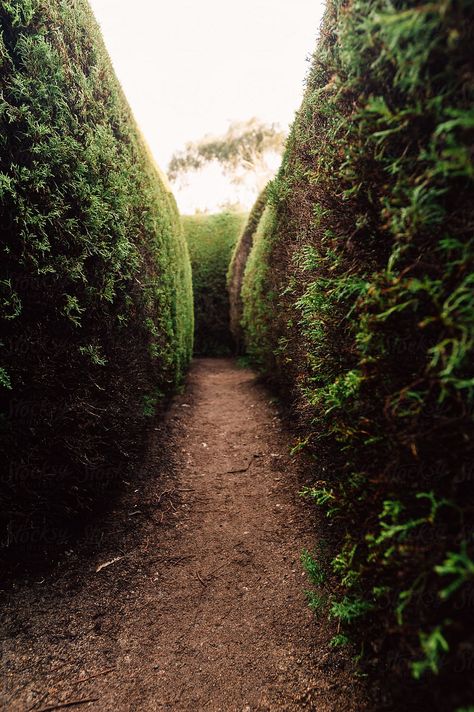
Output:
left=89, top=0, right=326, bottom=211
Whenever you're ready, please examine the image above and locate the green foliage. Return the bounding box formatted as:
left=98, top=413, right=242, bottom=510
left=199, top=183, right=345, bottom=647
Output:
left=305, top=590, right=327, bottom=614
left=329, top=596, right=373, bottom=624
left=183, top=212, right=246, bottom=355
left=227, top=188, right=268, bottom=352
left=233, top=0, right=474, bottom=706
left=241, top=205, right=277, bottom=366
left=301, top=485, right=336, bottom=508
left=435, top=542, right=474, bottom=600
left=330, top=633, right=350, bottom=647
left=0, top=0, right=193, bottom=548
left=411, top=626, right=450, bottom=679
left=331, top=542, right=360, bottom=589
left=301, top=548, right=326, bottom=586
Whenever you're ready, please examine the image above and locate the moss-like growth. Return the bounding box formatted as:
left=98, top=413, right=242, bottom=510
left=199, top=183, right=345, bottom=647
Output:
left=235, top=0, right=474, bottom=707
left=183, top=212, right=246, bottom=355
left=227, top=188, right=267, bottom=353
left=0, top=0, right=193, bottom=552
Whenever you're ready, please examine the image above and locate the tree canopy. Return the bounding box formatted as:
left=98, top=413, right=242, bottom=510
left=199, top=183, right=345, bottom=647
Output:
left=168, top=118, right=286, bottom=193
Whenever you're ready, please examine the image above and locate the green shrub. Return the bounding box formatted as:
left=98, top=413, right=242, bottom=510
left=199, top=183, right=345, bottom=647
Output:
left=227, top=188, right=267, bottom=353
left=236, top=0, right=474, bottom=707
left=0, top=0, right=193, bottom=551
left=183, top=212, right=246, bottom=355
left=241, top=204, right=278, bottom=367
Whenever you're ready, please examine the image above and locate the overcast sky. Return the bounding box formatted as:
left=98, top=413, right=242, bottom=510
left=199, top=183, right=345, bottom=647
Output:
left=88, top=0, right=325, bottom=211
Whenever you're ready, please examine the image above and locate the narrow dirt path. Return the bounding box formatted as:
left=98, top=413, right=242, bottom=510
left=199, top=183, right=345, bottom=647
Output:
left=1, top=359, right=368, bottom=711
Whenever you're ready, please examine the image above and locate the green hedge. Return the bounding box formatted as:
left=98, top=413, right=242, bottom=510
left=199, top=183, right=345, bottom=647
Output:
left=227, top=188, right=267, bottom=353
left=183, top=212, right=246, bottom=356
left=240, top=204, right=277, bottom=367
left=237, top=0, right=474, bottom=707
left=0, top=0, right=193, bottom=551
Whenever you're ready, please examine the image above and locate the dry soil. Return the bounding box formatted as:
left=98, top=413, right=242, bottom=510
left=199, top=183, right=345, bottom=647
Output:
left=1, top=359, right=369, bottom=711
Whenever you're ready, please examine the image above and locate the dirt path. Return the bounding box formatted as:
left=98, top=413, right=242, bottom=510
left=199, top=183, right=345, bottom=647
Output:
left=1, top=359, right=368, bottom=711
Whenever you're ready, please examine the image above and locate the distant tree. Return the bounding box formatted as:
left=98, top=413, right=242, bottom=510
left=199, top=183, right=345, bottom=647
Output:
left=168, top=118, right=286, bottom=194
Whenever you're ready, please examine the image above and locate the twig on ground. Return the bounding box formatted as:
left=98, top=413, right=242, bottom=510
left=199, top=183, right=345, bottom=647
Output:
left=69, top=668, right=115, bottom=686
left=34, top=697, right=99, bottom=712
left=167, top=499, right=177, bottom=512
left=196, top=572, right=207, bottom=587
left=203, top=541, right=246, bottom=581
left=156, top=489, right=174, bottom=505
left=95, top=557, right=124, bottom=573
left=206, top=561, right=230, bottom=578
left=46, top=662, right=76, bottom=676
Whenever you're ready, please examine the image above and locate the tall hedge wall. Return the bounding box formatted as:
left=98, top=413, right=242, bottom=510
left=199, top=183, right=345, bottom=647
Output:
left=237, top=0, right=474, bottom=708
left=183, top=212, right=246, bottom=356
left=0, top=0, right=193, bottom=554
left=227, top=189, right=267, bottom=353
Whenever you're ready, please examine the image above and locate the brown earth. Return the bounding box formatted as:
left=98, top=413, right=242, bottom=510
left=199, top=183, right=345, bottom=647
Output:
left=1, top=359, right=370, bottom=711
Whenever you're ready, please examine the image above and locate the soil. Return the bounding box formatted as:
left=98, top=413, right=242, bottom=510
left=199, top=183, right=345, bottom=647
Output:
left=1, top=359, right=370, bottom=711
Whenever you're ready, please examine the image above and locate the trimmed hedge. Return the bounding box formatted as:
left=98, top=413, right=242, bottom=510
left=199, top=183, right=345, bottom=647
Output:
left=240, top=204, right=277, bottom=367
left=236, top=0, right=474, bottom=708
left=0, top=0, right=193, bottom=552
left=227, top=188, right=267, bottom=353
left=183, top=212, right=246, bottom=356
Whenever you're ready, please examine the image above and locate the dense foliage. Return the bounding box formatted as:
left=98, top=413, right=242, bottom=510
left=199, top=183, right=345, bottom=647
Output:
left=183, top=212, right=246, bottom=356
left=0, top=0, right=193, bottom=555
left=236, top=0, right=474, bottom=708
left=227, top=188, right=267, bottom=353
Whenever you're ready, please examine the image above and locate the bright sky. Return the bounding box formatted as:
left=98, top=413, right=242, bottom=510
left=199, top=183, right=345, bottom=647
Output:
left=89, top=0, right=326, bottom=211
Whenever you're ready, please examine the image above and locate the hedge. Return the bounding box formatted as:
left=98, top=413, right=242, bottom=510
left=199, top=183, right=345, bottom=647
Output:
left=227, top=188, right=267, bottom=354
left=183, top=212, right=246, bottom=356
left=0, top=0, right=193, bottom=554
left=236, top=0, right=474, bottom=708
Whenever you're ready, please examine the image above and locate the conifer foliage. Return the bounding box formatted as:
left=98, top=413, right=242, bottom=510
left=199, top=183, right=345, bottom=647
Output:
left=227, top=189, right=267, bottom=354
left=183, top=212, right=245, bottom=355
left=233, top=0, right=474, bottom=706
left=0, top=0, right=193, bottom=551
